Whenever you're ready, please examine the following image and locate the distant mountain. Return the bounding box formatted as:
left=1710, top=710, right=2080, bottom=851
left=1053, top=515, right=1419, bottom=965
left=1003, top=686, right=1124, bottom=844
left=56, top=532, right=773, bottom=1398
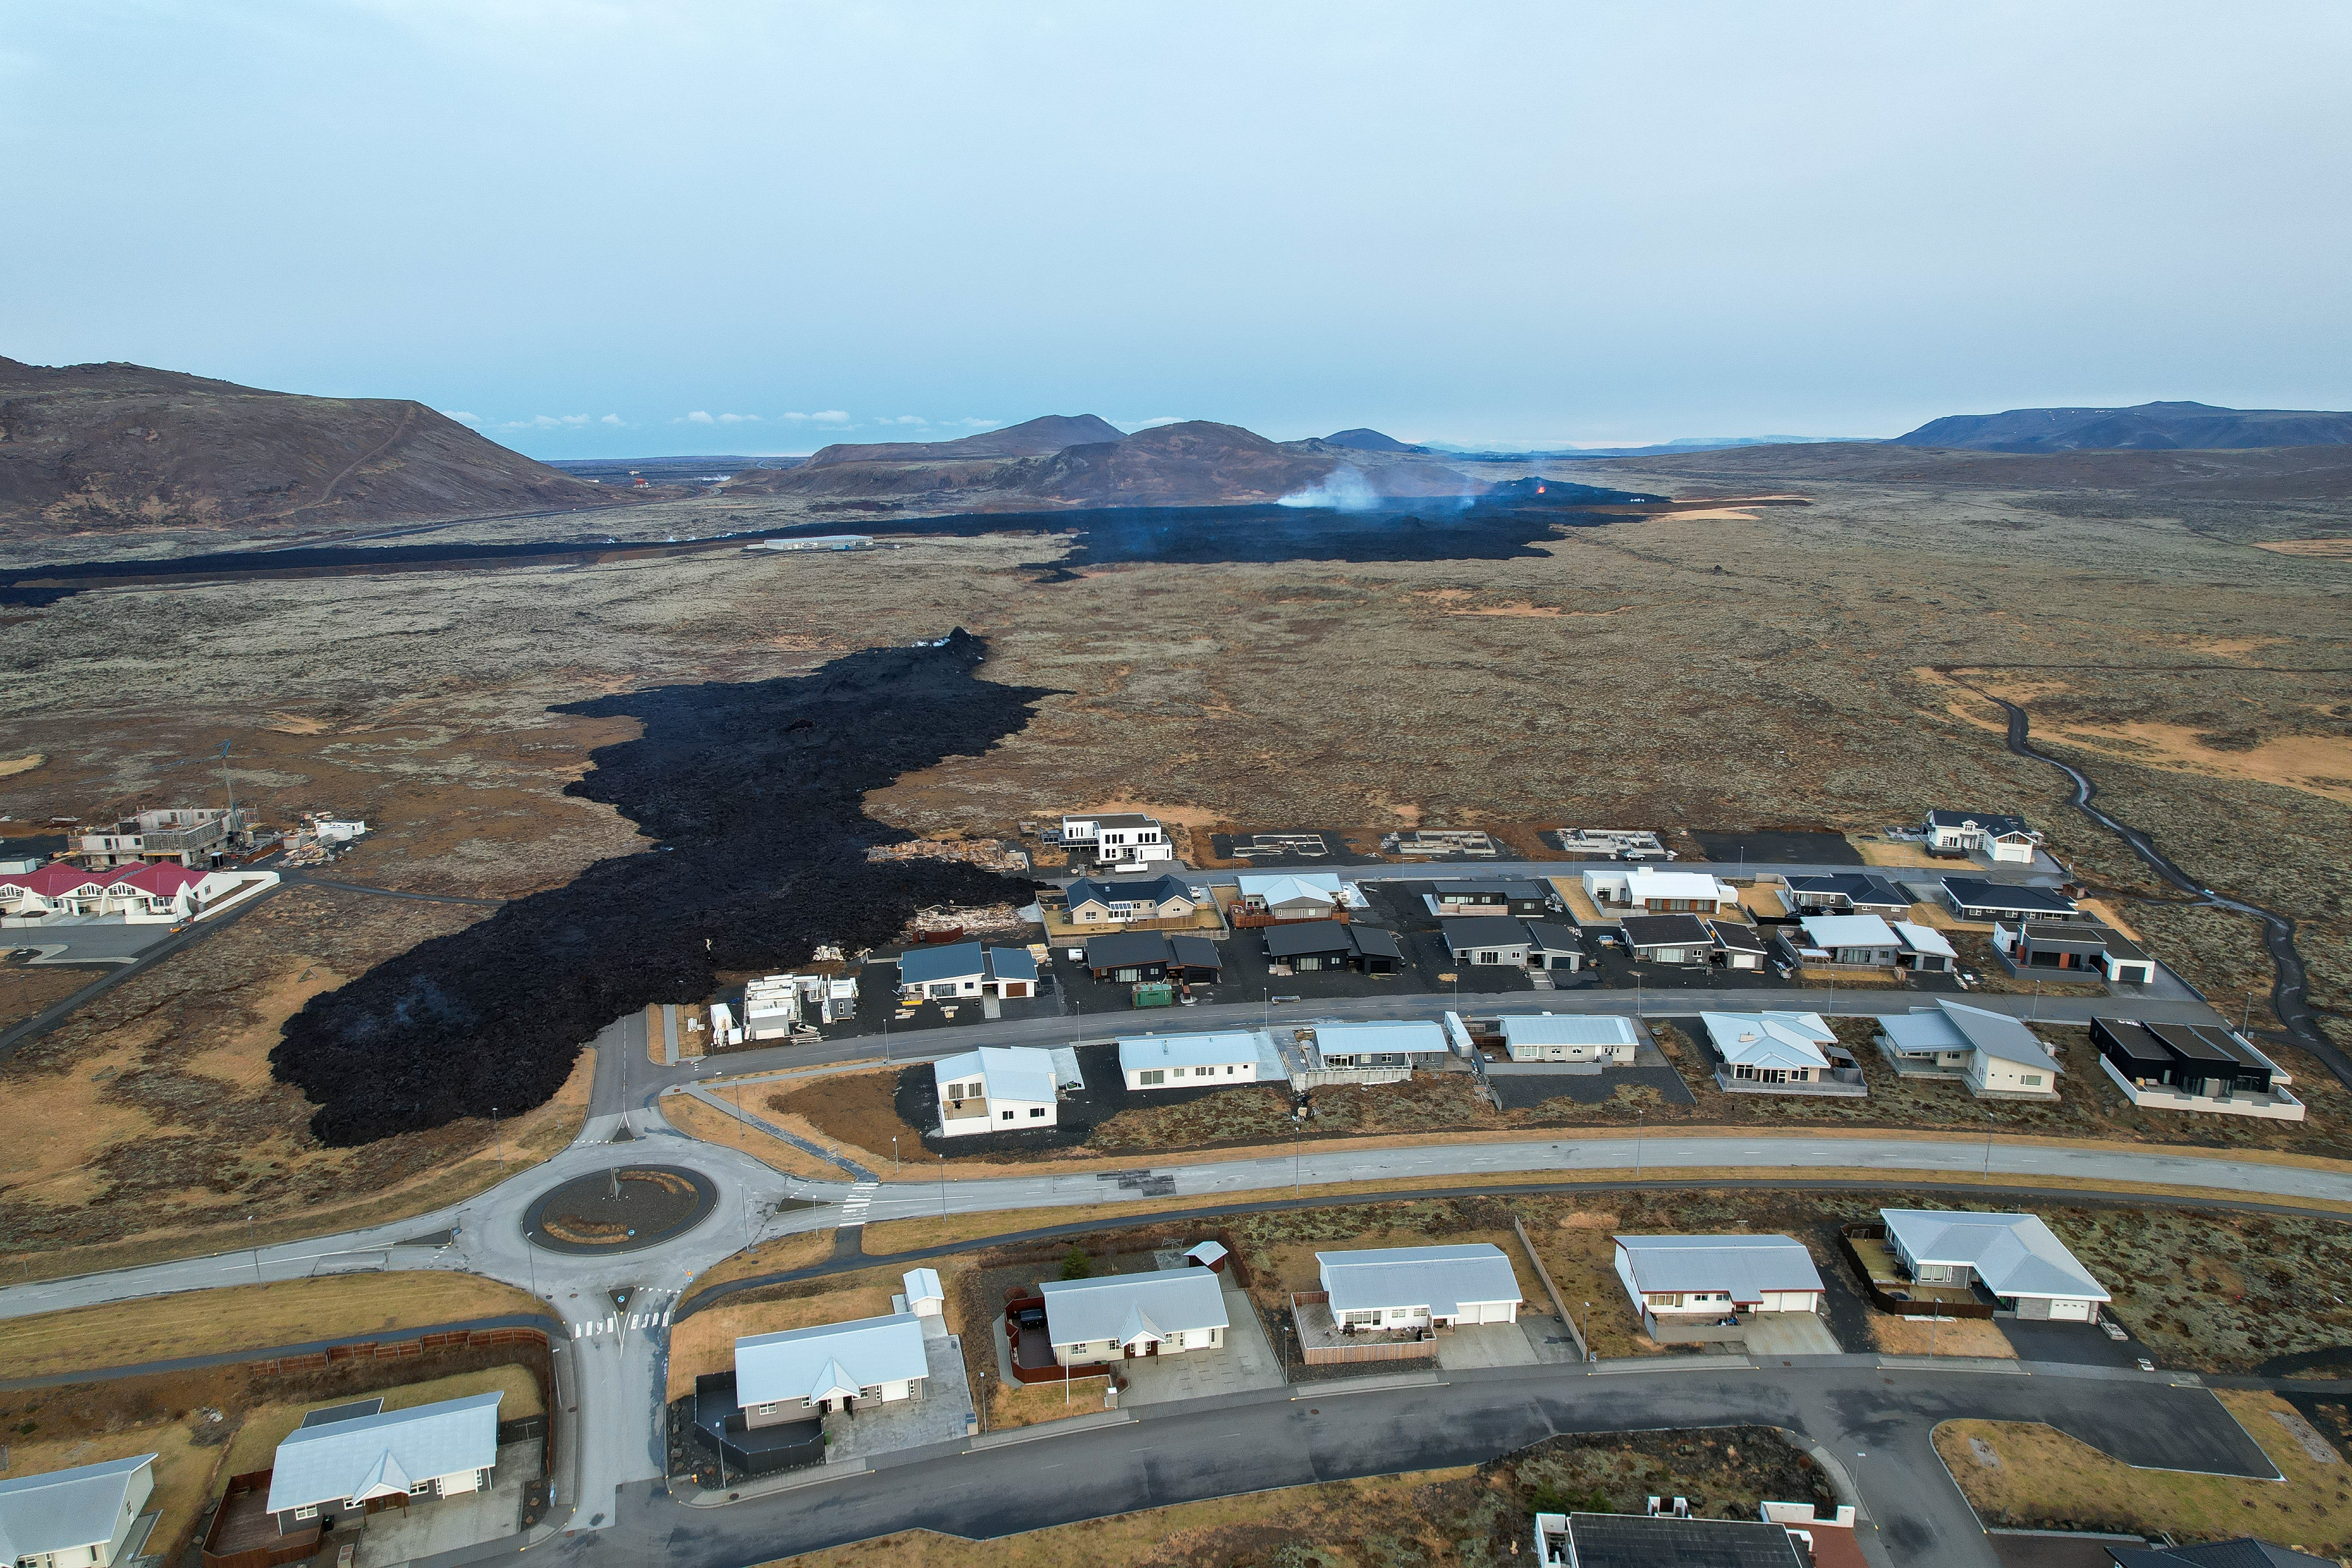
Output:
left=1892, top=401, right=2352, bottom=453
left=1322, top=428, right=1426, bottom=454
left=733, top=415, right=1485, bottom=509
left=0, top=355, right=641, bottom=538
left=802, top=413, right=1126, bottom=468
left=1428, top=435, right=1859, bottom=460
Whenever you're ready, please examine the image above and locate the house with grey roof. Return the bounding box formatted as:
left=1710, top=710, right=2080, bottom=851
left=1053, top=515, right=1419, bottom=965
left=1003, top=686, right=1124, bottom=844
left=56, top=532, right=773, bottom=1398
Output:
left=895, top=940, right=1038, bottom=1001
left=1880, top=1208, right=2109, bottom=1320
left=735, top=1313, right=930, bottom=1424
left=1780, top=873, right=1911, bottom=917
left=933, top=1045, right=1081, bottom=1136
left=1038, top=1269, right=1229, bottom=1364
left=1611, top=1235, right=1825, bottom=1336
left=1873, top=1000, right=2061, bottom=1099
left=0, top=1454, right=156, bottom=1568
left=1942, top=876, right=2079, bottom=923
left=1117, top=1031, right=1268, bottom=1090
left=1317, top=1243, right=1522, bottom=1328
left=266, top=1393, right=502, bottom=1532
left=1062, top=873, right=1199, bottom=925
left=1495, top=1014, right=1641, bottom=1064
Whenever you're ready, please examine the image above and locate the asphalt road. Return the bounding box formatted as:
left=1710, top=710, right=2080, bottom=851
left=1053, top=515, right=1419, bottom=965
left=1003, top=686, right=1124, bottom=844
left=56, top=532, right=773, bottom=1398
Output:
left=2, top=1012, right=2324, bottom=1568
left=1069, top=855, right=2063, bottom=891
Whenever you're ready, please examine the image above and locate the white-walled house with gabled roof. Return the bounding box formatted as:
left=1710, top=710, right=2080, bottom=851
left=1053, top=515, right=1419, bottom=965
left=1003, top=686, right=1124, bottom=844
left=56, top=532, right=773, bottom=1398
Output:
left=932, top=1045, right=1079, bottom=1136
left=1612, top=1235, right=1826, bottom=1333
left=266, top=1393, right=502, bottom=1532
left=1038, top=1270, right=1229, bottom=1363
left=736, top=1313, right=930, bottom=1424
left=1697, top=1011, right=1864, bottom=1096
left=1880, top=1209, right=2109, bottom=1320
left=1874, top=999, right=2062, bottom=1099
left=1317, top=1243, right=1523, bottom=1328
left=0, top=1453, right=156, bottom=1568
left=1117, top=1031, right=1266, bottom=1090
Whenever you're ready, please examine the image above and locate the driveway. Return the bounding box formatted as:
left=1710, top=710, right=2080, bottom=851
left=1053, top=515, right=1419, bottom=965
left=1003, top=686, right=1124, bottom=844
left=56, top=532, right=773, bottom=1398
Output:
left=1118, top=1279, right=1286, bottom=1406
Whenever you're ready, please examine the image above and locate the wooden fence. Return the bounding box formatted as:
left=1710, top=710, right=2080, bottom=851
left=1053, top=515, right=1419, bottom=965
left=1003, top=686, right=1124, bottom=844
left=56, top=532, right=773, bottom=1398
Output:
left=1288, top=1292, right=1438, bottom=1366
left=1838, top=1224, right=1995, bottom=1319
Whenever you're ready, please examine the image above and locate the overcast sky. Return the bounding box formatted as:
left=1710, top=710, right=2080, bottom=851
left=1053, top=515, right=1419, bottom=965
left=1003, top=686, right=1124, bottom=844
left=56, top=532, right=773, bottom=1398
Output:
left=6, top=2, right=2349, bottom=457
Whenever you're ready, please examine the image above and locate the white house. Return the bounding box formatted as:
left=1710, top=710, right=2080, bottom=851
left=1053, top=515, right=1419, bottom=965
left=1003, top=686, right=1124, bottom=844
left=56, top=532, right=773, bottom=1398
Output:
left=1875, top=999, right=2061, bottom=1097
left=1317, top=1243, right=1522, bottom=1328
left=1778, top=913, right=1901, bottom=968
left=1496, top=1014, right=1641, bottom=1064
left=266, top=1393, right=502, bottom=1533
left=1235, top=872, right=1344, bottom=919
left=1039, top=1270, right=1229, bottom=1364
left=1698, top=1011, right=1862, bottom=1094
left=901, top=1268, right=945, bottom=1317
left=932, top=1046, right=1080, bottom=1135
left=1581, top=867, right=1740, bottom=915
left=735, top=1312, right=930, bottom=1423
left=1060, top=813, right=1175, bottom=870
left=1612, top=1235, right=1826, bottom=1332
left=0, top=862, right=266, bottom=924
left=0, top=1454, right=156, bottom=1568
left=1117, top=1032, right=1265, bottom=1090
left=1924, top=811, right=2043, bottom=864
left=1879, top=1209, right=2110, bottom=1321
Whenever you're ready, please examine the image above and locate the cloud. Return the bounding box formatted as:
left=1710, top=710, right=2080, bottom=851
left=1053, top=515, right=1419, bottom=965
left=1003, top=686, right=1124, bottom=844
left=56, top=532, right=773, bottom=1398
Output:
left=445, top=410, right=483, bottom=424
left=601, top=413, right=623, bottom=426
left=878, top=414, right=927, bottom=426
left=498, top=413, right=594, bottom=430
left=950, top=417, right=1000, bottom=428
left=778, top=410, right=854, bottom=425
left=680, top=410, right=762, bottom=424
left=1120, top=415, right=1185, bottom=430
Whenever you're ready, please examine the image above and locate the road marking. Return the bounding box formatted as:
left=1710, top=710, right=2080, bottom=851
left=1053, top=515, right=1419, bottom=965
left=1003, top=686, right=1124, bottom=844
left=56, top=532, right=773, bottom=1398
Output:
left=839, top=1180, right=879, bottom=1228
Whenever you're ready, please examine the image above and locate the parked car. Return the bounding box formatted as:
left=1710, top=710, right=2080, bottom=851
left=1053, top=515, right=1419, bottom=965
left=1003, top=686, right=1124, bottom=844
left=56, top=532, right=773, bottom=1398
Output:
left=2136, top=1357, right=2156, bottom=1372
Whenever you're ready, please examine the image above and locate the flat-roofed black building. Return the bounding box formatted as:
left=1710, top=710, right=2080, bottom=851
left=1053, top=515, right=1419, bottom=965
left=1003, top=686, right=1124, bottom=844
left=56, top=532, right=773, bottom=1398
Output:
left=2093, top=1017, right=2275, bottom=1097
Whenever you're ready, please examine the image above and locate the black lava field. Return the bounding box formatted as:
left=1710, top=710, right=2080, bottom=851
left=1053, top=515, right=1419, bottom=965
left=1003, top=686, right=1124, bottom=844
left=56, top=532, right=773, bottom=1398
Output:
left=0, top=481, right=1666, bottom=602
left=271, top=630, right=1056, bottom=1146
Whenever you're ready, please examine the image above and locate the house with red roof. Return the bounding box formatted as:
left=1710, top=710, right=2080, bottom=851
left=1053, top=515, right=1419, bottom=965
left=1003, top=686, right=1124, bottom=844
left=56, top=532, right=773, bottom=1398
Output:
left=0, top=861, right=260, bottom=923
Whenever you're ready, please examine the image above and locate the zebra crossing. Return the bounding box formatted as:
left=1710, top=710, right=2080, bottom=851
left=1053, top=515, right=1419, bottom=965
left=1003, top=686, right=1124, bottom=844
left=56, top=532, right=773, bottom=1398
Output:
left=569, top=1286, right=679, bottom=1340
left=837, top=1180, right=879, bottom=1228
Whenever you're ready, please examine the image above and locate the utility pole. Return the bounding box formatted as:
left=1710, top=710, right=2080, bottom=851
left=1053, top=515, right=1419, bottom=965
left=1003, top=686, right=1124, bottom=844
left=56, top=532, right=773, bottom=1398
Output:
left=248, top=1214, right=260, bottom=1283
left=492, top=1106, right=503, bottom=1172
left=893, top=1136, right=899, bottom=1174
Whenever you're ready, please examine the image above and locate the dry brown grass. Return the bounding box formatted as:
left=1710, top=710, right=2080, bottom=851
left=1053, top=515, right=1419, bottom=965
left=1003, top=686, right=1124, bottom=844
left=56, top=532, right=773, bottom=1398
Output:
left=679, top=1229, right=836, bottom=1305
left=772, top=1467, right=1483, bottom=1568
left=217, top=1363, right=541, bottom=1478
left=1936, top=1391, right=2352, bottom=1554
left=660, top=1090, right=852, bottom=1181
left=985, top=1374, right=1113, bottom=1430
left=0, top=1272, right=544, bottom=1378
left=1869, top=1314, right=2015, bottom=1357
left=666, top=1266, right=906, bottom=1400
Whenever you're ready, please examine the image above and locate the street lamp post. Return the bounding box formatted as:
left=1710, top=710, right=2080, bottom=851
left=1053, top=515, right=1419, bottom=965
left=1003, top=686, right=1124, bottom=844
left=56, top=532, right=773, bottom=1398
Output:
left=248, top=1213, right=260, bottom=1283
left=893, top=1136, right=899, bottom=1174
left=1583, top=1301, right=1591, bottom=1364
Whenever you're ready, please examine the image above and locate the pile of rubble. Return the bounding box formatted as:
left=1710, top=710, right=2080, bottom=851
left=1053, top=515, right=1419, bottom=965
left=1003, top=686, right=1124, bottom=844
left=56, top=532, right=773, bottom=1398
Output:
left=866, top=838, right=1030, bottom=873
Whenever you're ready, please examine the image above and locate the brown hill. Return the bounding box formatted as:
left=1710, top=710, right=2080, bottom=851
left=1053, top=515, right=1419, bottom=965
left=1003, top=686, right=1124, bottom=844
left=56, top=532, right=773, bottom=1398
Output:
left=800, top=413, right=1127, bottom=468
left=734, top=416, right=1483, bottom=509
left=1577, top=439, right=2352, bottom=504
left=0, top=356, right=644, bottom=539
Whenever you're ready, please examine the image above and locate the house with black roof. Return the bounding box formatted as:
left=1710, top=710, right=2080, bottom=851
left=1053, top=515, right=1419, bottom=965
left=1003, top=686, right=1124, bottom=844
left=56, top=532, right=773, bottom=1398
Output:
left=1441, top=916, right=1534, bottom=968
left=1780, top=873, right=1910, bottom=917
left=1429, top=880, right=1554, bottom=919
left=1534, top=1510, right=1807, bottom=1568
left=1706, top=918, right=1770, bottom=971
left=1999, top=920, right=2155, bottom=985
left=1619, top=913, right=1715, bottom=965
left=1941, top=877, right=2079, bottom=923
left=1519, top=921, right=1584, bottom=973
left=1265, top=921, right=1401, bottom=974
left=2092, top=1018, right=2303, bottom=1120
left=1084, top=930, right=1175, bottom=982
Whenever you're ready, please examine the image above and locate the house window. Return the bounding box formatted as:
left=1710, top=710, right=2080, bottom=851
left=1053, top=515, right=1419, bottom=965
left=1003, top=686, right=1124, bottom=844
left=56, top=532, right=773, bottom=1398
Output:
left=1478, top=952, right=1498, bottom=965
left=1116, top=967, right=1142, bottom=983
left=1140, top=1069, right=1164, bottom=1085
left=1171, top=1066, right=1186, bottom=1078
left=2019, top=1074, right=2043, bottom=1087
left=1227, top=1065, right=1237, bottom=1074
left=411, top=1480, right=435, bottom=1495
left=861, top=1385, right=884, bottom=1400
left=1733, top=1065, right=1756, bottom=1080
left=1029, top=1107, right=1046, bottom=1118
left=1000, top=1110, right=1015, bottom=1121
left=295, top=1507, right=320, bottom=1521
left=1343, top=1310, right=1379, bottom=1326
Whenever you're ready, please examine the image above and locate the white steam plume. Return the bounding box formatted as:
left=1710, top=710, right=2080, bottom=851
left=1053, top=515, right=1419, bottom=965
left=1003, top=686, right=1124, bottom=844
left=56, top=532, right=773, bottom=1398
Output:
left=1276, top=465, right=1383, bottom=511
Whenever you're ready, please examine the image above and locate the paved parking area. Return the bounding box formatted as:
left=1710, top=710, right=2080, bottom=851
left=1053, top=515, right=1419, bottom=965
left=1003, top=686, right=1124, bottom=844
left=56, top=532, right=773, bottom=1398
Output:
left=829, top=1320, right=977, bottom=1461
left=352, top=1440, right=538, bottom=1567
left=1434, top=1321, right=1545, bottom=1371
left=1118, top=1280, right=1286, bottom=1407
left=1729, top=1313, right=1843, bottom=1357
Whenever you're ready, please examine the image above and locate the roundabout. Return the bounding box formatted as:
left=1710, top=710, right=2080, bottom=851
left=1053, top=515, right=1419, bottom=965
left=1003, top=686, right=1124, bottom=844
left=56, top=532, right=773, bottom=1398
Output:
left=522, top=1163, right=718, bottom=1254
